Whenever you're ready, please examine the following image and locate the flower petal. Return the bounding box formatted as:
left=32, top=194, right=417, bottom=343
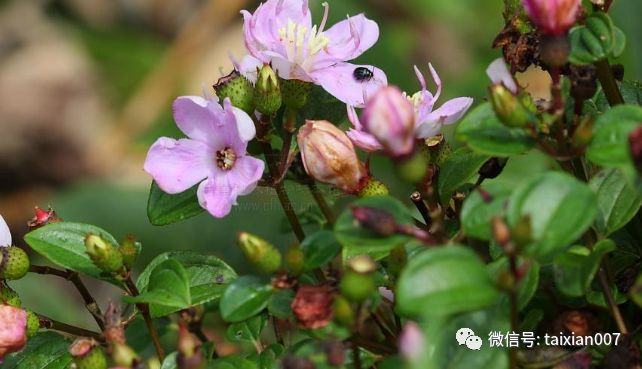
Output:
left=415, top=97, right=473, bottom=139
left=315, top=13, right=379, bottom=66
left=196, top=157, right=264, bottom=218
left=486, top=58, right=518, bottom=93
left=172, top=96, right=225, bottom=143
left=238, top=54, right=263, bottom=84
left=0, top=215, right=11, bottom=247
left=346, top=129, right=383, bottom=152
left=312, top=63, right=387, bottom=107
left=266, top=53, right=314, bottom=82
left=221, top=98, right=255, bottom=155
left=144, top=137, right=211, bottom=194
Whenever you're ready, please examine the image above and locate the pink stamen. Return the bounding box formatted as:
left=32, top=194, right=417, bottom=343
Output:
left=319, top=2, right=330, bottom=33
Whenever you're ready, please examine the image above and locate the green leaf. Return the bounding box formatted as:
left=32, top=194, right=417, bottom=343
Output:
left=334, top=196, right=414, bottom=261
left=437, top=147, right=490, bottom=203
left=455, top=103, right=535, bottom=157
left=220, top=276, right=274, bottom=322
left=587, top=105, right=642, bottom=168
left=297, top=85, right=348, bottom=125
left=487, top=258, right=540, bottom=310
left=147, top=181, right=203, bottom=226
left=259, top=344, right=285, bottom=369
left=226, top=314, right=267, bottom=343
left=590, top=169, right=642, bottom=236
left=208, top=355, right=259, bottom=369
left=631, top=272, right=642, bottom=308
left=135, top=251, right=237, bottom=317
left=300, top=231, right=341, bottom=271
left=569, top=12, right=626, bottom=64
left=124, top=259, right=191, bottom=309
left=126, top=317, right=171, bottom=352
left=24, top=222, right=119, bottom=283
left=460, top=183, right=511, bottom=240
left=267, top=289, right=294, bottom=318
left=396, top=246, right=499, bottom=317
left=160, top=352, right=178, bottom=369
left=3, top=332, right=72, bottom=369
left=507, top=172, right=597, bottom=262
left=553, top=240, right=615, bottom=297
left=586, top=285, right=628, bottom=307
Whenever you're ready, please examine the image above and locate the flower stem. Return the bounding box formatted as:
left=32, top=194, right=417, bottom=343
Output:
left=595, top=59, right=624, bottom=106
left=29, top=265, right=105, bottom=330
left=308, top=183, right=336, bottom=225
left=278, top=108, right=298, bottom=176
left=124, top=277, right=165, bottom=361
left=38, top=314, right=103, bottom=340
left=597, top=266, right=629, bottom=334
left=508, top=255, right=519, bottom=369
left=410, top=191, right=431, bottom=228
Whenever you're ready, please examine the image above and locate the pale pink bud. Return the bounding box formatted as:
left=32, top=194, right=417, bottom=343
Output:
left=0, top=305, right=27, bottom=361
left=523, top=0, right=581, bottom=35
left=362, top=86, right=415, bottom=157
left=297, top=120, right=369, bottom=193
left=399, top=321, right=425, bottom=363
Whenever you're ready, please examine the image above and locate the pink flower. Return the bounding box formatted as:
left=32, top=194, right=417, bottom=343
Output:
left=239, top=0, right=387, bottom=107
left=144, top=96, right=265, bottom=218
left=347, top=64, right=473, bottom=152
left=523, top=0, right=581, bottom=35
left=399, top=321, right=425, bottom=363
left=486, top=58, right=518, bottom=93
left=0, top=305, right=27, bottom=362
left=0, top=215, right=10, bottom=247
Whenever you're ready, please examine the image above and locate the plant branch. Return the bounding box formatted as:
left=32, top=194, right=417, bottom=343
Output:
left=124, top=277, right=165, bottom=361
left=410, top=191, right=431, bottom=228
left=308, top=183, right=336, bottom=225
left=595, top=59, right=624, bottom=106
left=597, top=267, right=629, bottom=334
left=29, top=265, right=104, bottom=330
left=38, top=314, right=103, bottom=340
left=278, top=108, right=297, bottom=176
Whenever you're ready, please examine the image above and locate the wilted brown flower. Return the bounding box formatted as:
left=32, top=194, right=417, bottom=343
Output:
left=291, top=285, right=335, bottom=329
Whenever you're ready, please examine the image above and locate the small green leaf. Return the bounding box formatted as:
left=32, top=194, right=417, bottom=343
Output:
left=396, top=246, right=499, bottom=317
left=259, top=344, right=285, bottom=369
left=455, top=103, right=535, bottom=157
left=487, top=258, right=540, bottom=310
left=220, top=276, right=274, bottom=322
left=507, top=172, right=597, bottom=262
left=124, top=259, right=191, bottom=308
left=209, top=355, right=259, bottom=369
left=267, top=289, right=294, bottom=318
left=300, top=231, right=341, bottom=271
left=135, top=251, right=237, bottom=317
left=334, top=196, right=414, bottom=261
left=553, top=240, right=616, bottom=297
left=569, top=12, right=625, bottom=64
left=226, top=315, right=268, bottom=343
left=460, top=183, right=511, bottom=240
left=160, top=352, right=178, bottom=369
left=590, top=169, right=642, bottom=236
left=3, top=332, right=72, bottom=369
left=631, top=272, right=642, bottom=308
left=587, top=105, right=642, bottom=168
left=24, top=222, right=119, bottom=284
left=147, top=181, right=203, bottom=226
left=437, top=147, right=490, bottom=203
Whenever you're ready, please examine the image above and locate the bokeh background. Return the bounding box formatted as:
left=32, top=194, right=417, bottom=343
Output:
left=2, top=0, right=641, bottom=332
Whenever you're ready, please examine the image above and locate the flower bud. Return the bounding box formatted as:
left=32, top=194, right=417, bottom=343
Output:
left=523, top=0, right=581, bottom=35
left=512, top=215, right=533, bottom=248
left=357, top=178, right=389, bottom=198
left=238, top=232, right=282, bottom=275
left=27, top=206, right=60, bottom=230
left=297, top=120, right=369, bottom=194
left=25, top=310, right=39, bottom=338
left=0, top=284, right=21, bottom=307
left=629, top=125, right=642, bottom=176
left=0, top=305, right=27, bottom=360
left=492, top=217, right=511, bottom=248
left=571, top=117, right=593, bottom=149
left=111, top=342, right=139, bottom=368
left=254, top=64, right=282, bottom=115
left=478, top=157, right=508, bottom=180
left=0, top=246, right=30, bottom=280
left=284, top=245, right=305, bottom=277
left=396, top=151, right=430, bottom=184
left=540, top=35, right=571, bottom=68
left=426, top=134, right=452, bottom=166
left=340, top=256, right=376, bottom=302
left=85, top=234, right=123, bottom=274
left=488, top=84, right=534, bottom=128
left=350, top=206, right=397, bottom=237
left=362, top=86, right=415, bottom=157
left=213, top=70, right=255, bottom=115
left=281, top=79, right=312, bottom=110
left=119, top=236, right=140, bottom=270
left=291, top=285, right=335, bottom=329
left=399, top=322, right=425, bottom=363
left=69, top=338, right=107, bottom=369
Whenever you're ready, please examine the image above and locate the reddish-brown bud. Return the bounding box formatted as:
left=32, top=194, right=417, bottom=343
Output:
left=629, top=125, right=642, bottom=175
left=523, top=0, right=581, bottom=35
left=27, top=206, right=60, bottom=229
left=291, top=285, right=335, bottom=329
left=351, top=206, right=397, bottom=237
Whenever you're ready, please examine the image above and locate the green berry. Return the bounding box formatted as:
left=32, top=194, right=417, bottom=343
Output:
left=213, top=70, right=256, bottom=114
left=340, top=272, right=375, bottom=303
left=0, top=246, right=30, bottom=280
left=281, top=79, right=312, bottom=110
left=72, top=345, right=108, bottom=369
left=332, top=295, right=354, bottom=327
left=358, top=179, right=389, bottom=198
left=396, top=151, right=429, bottom=184
left=0, top=284, right=21, bottom=306
left=25, top=310, right=40, bottom=338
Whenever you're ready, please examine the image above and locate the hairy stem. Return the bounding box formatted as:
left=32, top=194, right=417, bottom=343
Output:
left=125, top=277, right=165, bottom=361
left=29, top=265, right=104, bottom=330
left=39, top=314, right=103, bottom=340
left=308, top=183, right=336, bottom=225
left=595, top=59, right=624, bottom=106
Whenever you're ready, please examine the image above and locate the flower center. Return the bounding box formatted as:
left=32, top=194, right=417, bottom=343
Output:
left=277, top=2, right=330, bottom=71
left=216, top=147, right=237, bottom=171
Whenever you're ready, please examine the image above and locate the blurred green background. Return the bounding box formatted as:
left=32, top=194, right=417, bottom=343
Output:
left=1, top=0, right=640, bottom=329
